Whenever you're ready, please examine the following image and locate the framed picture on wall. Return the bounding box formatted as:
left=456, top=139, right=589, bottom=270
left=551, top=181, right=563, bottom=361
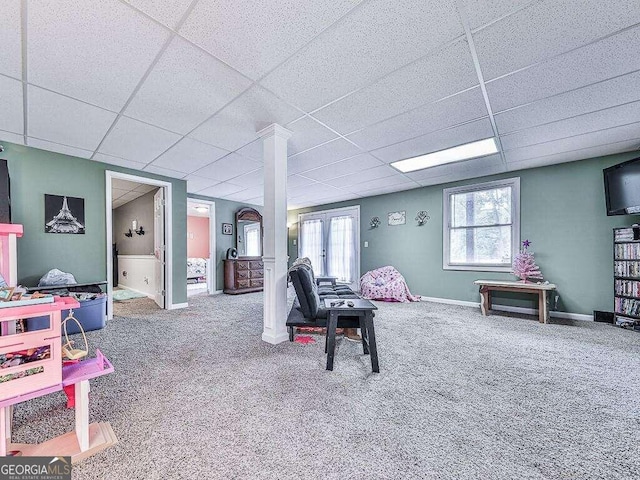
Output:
left=387, top=210, right=406, bottom=226
left=222, top=223, right=233, bottom=235
left=44, top=194, right=86, bottom=234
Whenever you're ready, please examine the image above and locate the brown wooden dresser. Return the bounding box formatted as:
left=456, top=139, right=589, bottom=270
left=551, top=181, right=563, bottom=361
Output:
left=223, top=257, right=264, bottom=294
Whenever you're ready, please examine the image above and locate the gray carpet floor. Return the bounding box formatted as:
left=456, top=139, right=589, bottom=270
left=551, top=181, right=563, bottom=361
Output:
left=9, top=292, right=640, bottom=479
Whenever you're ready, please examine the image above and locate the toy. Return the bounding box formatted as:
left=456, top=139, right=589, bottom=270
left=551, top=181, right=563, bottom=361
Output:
left=61, top=310, right=88, bottom=360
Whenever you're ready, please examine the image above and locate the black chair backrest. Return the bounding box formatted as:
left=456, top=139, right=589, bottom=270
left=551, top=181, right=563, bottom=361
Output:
left=289, top=263, right=321, bottom=319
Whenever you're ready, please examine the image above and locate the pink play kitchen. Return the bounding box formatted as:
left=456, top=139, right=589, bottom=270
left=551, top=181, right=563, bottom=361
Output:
left=0, top=224, right=116, bottom=462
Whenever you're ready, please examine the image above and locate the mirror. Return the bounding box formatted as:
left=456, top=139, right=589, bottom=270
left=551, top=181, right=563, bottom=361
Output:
left=236, top=207, right=262, bottom=257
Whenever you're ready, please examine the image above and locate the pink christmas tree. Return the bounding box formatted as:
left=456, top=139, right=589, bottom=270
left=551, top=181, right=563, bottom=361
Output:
left=512, top=239, right=543, bottom=283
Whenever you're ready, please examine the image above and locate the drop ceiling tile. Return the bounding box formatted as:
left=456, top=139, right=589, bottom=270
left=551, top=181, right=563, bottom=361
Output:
left=460, top=0, right=536, bottom=30
left=195, top=153, right=262, bottom=182
left=142, top=164, right=186, bottom=179
left=325, top=165, right=400, bottom=188
left=112, top=199, right=127, bottom=209
left=28, top=86, right=117, bottom=151
left=112, top=178, right=139, bottom=190
left=0, top=130, right=25, bottom=146
left=117, top=191, right=145, bottom=204
left=197, top=182, right=245, bottom=198
left=93, top=152, right=147, bottom=171
left=500, top=101, right=640, bottom=150
left=227, top=168, right=264, bottom=188
left=224, top=187, right=264, bottom=202
left=372, top=118, right=495, bottom=163
left=27, top=138, right=93, bottom=159
left=287, top=175, right=318, bottom=188
left=150, top=137, right=229, bottom=174
left=406, top=153, right=504, bottom=181
left=288, top=182, right=343, bottom=200
left=29, top=0, right=169, bottom=111
left=261, top=0, right=464, bottom=111
left=184, top=175, right=219, bottom=193
left=474, top=0, right=640, bottom=80
left=359, top=182, right=418, bottom=196
left=125, top=36, right=252, bottom=134
left=125, top=0, right=193, bottom=29
left=300, top=154, right=384, bottom=182
left=180, top=0, right=362, bottom=79
left=487, top=26, right=640, bottom=112
left=506, top=140, right=640, bottom=171
left=0, top=1, right=21, bottom=78
left=504, top=123, right=640, bottom=163
left=418, top=163, right=506, bottom=186
left=247, top=196, right=264, bottom=206
left=98, top=116, right=182, bottom=164
left=287, top=116, right=339, bottom=156
left=347, top=88, right=488, bottom=151
left=288, top=139, right=362, bottom=175
left=345, top=175, right=414, bottom=193
left=235, top=139, right=262, bottom=161
left=135, top=184, right=158, bottom=193
left=0, top=76, right=23, bottom=135
left=189, top=85, right=302, bottom=151
left=313, top=40, right=478, bottom=134
left=495, top=70, right=640, bottom=135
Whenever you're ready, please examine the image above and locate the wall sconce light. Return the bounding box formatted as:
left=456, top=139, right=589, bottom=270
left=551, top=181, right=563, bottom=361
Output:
left=370, top=216, right=381, bottom=228
left=125, top=220, right=145, bottom=237
left=415, top=211, right=430, bottom=226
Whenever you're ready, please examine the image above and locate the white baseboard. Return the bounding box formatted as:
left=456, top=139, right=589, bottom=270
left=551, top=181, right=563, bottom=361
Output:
left=419, top=295, right=593, bottom=322
left=212, top=289, right=224, bottom=295
left=169, top=302, right=188, bottom=310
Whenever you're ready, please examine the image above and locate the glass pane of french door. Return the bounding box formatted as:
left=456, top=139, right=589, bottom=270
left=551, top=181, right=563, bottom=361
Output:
left=327, top=215, right=355, bottom=283
left=299, top=217, right=325, bottom=275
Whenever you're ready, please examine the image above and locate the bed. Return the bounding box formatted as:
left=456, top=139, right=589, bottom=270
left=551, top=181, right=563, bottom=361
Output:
left=187, top=258, right=207, bottom=283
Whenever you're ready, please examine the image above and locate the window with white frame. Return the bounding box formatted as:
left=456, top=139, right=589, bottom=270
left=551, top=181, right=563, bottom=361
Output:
left=443, top=178, right=520, bottom=271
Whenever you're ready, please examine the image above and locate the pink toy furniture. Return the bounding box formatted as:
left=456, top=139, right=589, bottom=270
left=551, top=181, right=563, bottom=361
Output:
left=360, top=266, right=421, bottom=303
left=0, top=224, right=117, bottom=462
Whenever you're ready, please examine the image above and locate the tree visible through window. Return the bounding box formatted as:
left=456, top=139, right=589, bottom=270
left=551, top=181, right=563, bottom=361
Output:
left=444, top=178, right=520, bottom=271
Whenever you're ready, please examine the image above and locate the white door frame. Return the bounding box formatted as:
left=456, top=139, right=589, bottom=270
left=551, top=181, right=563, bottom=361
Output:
left=187, top=198, right=216, bottom=294
left=297, top=205, right=361, bottom=289
left=105, top=171, right=174, bottom=319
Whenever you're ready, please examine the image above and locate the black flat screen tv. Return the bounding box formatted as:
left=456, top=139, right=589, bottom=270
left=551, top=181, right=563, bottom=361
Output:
left=604, top=156, right=640, bottom=215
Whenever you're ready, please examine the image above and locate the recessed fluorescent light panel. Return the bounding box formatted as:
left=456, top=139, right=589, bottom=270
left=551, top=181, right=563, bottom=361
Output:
left=391, top=138, right=498, bottom=173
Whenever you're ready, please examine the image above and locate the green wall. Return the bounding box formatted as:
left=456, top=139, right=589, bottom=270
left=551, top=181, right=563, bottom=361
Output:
left=1, top=141, right=188, bottom=305
left=288, top=152, right=639, bottom=316
left=187, top=194, right=262, bottom=291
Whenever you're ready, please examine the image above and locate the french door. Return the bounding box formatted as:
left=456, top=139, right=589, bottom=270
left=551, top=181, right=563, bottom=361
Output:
left=298, top=207, right=360, bottom=290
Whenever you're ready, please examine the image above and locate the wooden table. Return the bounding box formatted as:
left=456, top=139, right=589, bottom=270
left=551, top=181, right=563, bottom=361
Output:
left=473, top=280, right=557, bottom=323
left=323, top=298, right=379, bottom=372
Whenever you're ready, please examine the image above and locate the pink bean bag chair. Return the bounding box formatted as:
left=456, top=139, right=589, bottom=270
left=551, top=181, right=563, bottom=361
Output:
left=360, top=266, right=421, bottom=303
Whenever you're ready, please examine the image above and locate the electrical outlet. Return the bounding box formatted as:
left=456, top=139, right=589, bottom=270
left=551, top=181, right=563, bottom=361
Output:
left=364, top=241, right=369, bottom=248
left=293, top=239, right=297, bottom=246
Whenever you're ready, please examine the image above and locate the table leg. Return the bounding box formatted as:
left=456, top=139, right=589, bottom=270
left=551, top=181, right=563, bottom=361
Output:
left=364, top=313, right=379, bottom=373
left=75, top=380, right=90, bottom=451
left=0, top=406, right=10, bottom=456
left=479, top=286, right=489, bottom=315
left=326, top=312, right=338, bottom=371
left=539, top=291, right=549, bottom=324
left=359, top=314, right=369, bottom=355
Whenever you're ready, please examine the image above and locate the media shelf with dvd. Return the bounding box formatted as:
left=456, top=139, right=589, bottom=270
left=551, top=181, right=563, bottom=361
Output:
left=613, top=227, right=640, bottom=331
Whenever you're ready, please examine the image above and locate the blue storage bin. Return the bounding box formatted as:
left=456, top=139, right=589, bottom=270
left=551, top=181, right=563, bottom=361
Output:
left=26, top=296, right=106, bottom=334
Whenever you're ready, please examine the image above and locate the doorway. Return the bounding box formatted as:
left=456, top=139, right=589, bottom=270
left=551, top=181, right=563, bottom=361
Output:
left=187, top=199, right=216, bottom=296
left=105, top=171, right=173, bottom=320
left=298, top=206, right=360, bottom=291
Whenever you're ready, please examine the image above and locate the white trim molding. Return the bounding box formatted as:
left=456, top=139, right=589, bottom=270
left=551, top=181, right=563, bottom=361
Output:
left=420, top=295, right=593, bottom=322
left=106, top=171, right=175, bottom=319
left=443, top=177, right=520, bottom=272
left=168, top=302, right=188, bottom=310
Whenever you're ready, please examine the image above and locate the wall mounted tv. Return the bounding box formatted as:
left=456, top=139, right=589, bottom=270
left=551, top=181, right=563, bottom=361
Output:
left=604, top=156, right=640, bottom=215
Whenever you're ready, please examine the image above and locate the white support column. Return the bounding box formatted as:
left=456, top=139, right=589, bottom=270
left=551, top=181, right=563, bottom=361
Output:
left=258, top=124, right=292, bottom=345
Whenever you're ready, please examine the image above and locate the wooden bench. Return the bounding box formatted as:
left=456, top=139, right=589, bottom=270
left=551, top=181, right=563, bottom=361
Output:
left=473, top=280, right=557, bottom=323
